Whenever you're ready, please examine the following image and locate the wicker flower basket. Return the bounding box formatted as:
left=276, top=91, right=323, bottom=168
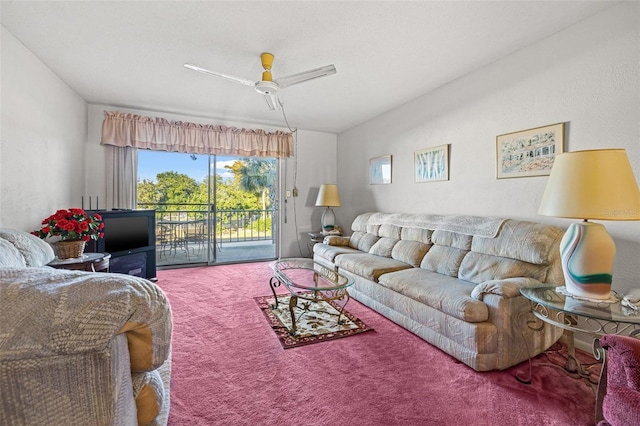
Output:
left=53, top=240, right=86, bottom=259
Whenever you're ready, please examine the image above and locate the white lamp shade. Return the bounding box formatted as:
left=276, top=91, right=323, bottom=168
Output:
left=315, top=184, right=342, bottom=207
left=538, top=149, right=640, bottom=220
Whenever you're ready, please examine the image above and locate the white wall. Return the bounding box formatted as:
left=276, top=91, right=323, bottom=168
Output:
left=86, top=104, right=337, bottom=258
left=337, top=2, right=640, bottom=294
left=0, top=26, right=87, bottom=230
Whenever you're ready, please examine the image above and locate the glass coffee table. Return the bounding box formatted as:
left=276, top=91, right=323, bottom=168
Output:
left=269, top=258, right=354, bottom=335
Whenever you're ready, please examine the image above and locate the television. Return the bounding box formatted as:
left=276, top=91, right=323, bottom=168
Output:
left=85, top=209, right=156, bottom=280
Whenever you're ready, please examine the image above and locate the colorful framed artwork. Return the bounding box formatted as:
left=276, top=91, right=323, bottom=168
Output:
left=496, top=122, right=564, bottom=179
left=414, top=144, right=449, bottom=183
left=370, top=155, right=392, bottom=185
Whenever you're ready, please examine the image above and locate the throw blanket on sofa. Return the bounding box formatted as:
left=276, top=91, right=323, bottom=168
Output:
left=0, top=267, right=171, bottom=371
left=365, top=212, right=507, bottom=238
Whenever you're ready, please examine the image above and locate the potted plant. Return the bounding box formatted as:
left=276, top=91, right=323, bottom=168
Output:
left=32, top=208, right=104, bottom=259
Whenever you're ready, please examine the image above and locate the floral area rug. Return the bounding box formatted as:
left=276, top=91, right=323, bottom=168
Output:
left=255, top=293, right=373, bottom=349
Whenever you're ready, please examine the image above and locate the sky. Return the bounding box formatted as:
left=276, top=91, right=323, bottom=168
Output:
left=137, top=151, right=239, bottom=183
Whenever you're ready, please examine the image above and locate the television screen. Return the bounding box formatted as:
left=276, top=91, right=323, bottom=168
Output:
left=103, top=216, right=149, bottom=253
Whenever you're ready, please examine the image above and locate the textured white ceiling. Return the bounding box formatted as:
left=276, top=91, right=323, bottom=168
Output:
left=0, top=1, right=618, bottom=133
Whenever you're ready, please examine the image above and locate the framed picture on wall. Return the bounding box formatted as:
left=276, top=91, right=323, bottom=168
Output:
left=414, top=144, right=449, bottom=183
left=370, top=155, right=392, bottom=184
left=496, top=122, right=564, bottom=179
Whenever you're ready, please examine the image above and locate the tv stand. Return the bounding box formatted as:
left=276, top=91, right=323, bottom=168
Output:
left=85, top=209, right=156, bottom=280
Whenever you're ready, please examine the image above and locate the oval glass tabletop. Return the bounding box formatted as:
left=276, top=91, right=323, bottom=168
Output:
left=521, top=286, right=640, bottom=325
left=270, top=258, right=353, bottom=291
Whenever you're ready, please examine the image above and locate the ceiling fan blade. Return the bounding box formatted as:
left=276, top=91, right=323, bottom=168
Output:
left=263, top=93, right=280, bottom=111
left=184, top=63, right=256, bottom=87
left=274, top=64, right=336, bottom=88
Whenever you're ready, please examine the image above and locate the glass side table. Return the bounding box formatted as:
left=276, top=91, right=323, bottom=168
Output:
left=520, top=286, right=640, bottom=424
left=307, top=231, right=342, bottom=257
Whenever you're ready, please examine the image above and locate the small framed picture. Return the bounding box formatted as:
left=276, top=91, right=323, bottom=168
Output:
left=414, top=144, right=449, bottom=183
left=496, top=122, right=564, bottom=179
left=370, top=155, right=392, bottom=185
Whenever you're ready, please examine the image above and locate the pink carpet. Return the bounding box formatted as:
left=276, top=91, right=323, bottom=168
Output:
left=156, top=262, right=598, bottom=425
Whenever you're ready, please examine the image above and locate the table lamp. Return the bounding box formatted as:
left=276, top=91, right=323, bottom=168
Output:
left=315, top=184, right=341, bottom=232
left=538, top=149, right=640, bottom=300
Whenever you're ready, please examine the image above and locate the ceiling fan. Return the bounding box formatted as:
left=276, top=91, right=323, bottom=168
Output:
left=184, top=52, right=336, bottom=110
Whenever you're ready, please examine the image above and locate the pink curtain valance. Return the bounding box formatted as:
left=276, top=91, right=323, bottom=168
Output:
left=101, top=111, right=293, bottom=158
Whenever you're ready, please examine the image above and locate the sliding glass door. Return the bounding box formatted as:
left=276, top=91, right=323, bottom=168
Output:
left=137, top=150, right=278, bottom=266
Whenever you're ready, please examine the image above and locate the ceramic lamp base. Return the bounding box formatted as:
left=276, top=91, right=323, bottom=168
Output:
left=560, top=221, right=615, bottom=300
left=321, top=207, right=336, bottom=232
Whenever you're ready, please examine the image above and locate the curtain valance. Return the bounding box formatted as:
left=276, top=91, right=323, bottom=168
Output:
left=101, top=111, right=293, bottom=158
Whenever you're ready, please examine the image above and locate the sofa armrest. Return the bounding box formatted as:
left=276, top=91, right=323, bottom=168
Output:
left=471, top=277, right=548, bottom=300
left=324, top=235, right=351, bottom=246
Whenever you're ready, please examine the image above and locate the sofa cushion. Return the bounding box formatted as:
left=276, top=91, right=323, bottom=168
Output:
left=349, top=232, right=380, bottom=252
left=378, top=223, right=402, bottom=239
left=400, top=227, right=432, bottom=244
left=391, top=240, right=431, bottom=267
left=431, top=229, right=473, bottom=250
left=378, top=268, right=488, bottom=323
left=351, top=213, right=375, bottom=232
left=0, top=238, right=26, bottom=267
left=458, top=252, right=550, bottom=284
left=313, top=242, right=362, bottom=263
left=369, top=237, right=399, bottom=258
left=336, top=253, right=412, bottom=282
left=0, top=229, right=55, bottom=267
left=470, top=219, right=563, bottom=264
left=366, top=224, right=381, bottom=236
left=420, top=245, right=468, bottom=277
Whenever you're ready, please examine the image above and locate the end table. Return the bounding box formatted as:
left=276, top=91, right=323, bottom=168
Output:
left=308, top=231, right=342, bottom=256
left=48, top=252, right=111, bottom=272
left=519, top=286, right=640, bottom=424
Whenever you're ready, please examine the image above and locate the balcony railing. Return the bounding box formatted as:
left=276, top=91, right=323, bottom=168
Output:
left=138, top=202, right=275, bottom=246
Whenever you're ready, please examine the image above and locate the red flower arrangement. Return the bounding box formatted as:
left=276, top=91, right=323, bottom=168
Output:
left=32, top=208, right=104, bottom=242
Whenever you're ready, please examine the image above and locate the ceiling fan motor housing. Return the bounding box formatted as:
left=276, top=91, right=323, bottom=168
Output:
left=255, top=81, right=278, bottom=95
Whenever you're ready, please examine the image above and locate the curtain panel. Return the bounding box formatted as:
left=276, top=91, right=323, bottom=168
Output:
left=101, top=111, right=294, bottom=158
left=105, top=145, right=137, bottom=210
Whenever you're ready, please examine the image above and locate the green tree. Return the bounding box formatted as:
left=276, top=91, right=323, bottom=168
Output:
left=234, top=159, right=276, bottom=212
left=137, top=179, right=160, bottom=205
left=155, top=171, right=199, bottom=207
left=216, top=177, right=260, bottom=211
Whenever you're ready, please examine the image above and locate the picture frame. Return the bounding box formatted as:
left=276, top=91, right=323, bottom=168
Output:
left=496, top=122, right=564, bottom=179
left=414, top=144, right=449, bottom=183
left=370, top=155, right=392, bottom=185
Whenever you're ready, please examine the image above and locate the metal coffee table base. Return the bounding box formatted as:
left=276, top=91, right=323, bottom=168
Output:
left=268, top=276, right=351, bottom=335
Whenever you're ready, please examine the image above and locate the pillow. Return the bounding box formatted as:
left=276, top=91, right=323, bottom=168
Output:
left=421, top=245, right=468, bottom=277
left=369, top=237, right=399, bottom=258
left=392, top=240, right=430, bottom=267
left=0, top=228, right=55, bottom=267
left=358, top=233, right=380, bottom=252
left=0, top=237, right=26, bottom=267
left=349, top=231, right=366, bottom=249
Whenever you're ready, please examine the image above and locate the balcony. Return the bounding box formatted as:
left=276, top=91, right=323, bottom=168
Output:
left=138, top=203, right=276, bottom=266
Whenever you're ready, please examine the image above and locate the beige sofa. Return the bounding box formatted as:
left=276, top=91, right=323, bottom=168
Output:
left=0, top=228, right=172, bottom=425
left=313, top=212, right=564, bottom=371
